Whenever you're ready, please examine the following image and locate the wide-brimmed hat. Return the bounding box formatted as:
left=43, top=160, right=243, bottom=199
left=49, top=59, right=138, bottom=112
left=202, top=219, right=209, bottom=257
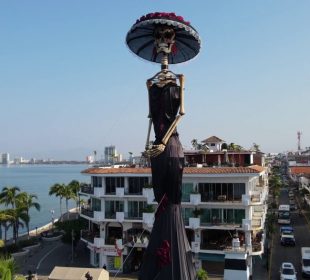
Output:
left=126, top=12, right=201, bottom=64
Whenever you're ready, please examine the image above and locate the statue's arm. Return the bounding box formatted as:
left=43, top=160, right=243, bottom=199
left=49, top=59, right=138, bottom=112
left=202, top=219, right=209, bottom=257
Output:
left=145, top=80, right=153, bottom=151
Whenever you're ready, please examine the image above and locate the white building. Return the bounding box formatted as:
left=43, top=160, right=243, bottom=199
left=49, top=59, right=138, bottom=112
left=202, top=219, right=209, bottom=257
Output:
left=79, top=165, right=268, bottom=277
left=104, top=146, right=122, bottom=164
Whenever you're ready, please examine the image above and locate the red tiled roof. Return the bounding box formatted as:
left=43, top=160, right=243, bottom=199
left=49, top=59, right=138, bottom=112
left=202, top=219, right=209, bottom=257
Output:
left=82, top=165, right=264, bottom=175
left=290, top=166, right=310, bottom=175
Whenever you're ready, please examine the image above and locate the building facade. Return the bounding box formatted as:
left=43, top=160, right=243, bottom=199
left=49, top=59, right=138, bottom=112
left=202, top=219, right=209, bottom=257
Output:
left=79, top=165, right=268, bottom=276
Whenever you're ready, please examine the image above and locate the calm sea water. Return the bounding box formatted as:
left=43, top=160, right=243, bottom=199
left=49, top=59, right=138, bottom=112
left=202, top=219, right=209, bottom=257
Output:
left=0, top=164, right=91, bottom=237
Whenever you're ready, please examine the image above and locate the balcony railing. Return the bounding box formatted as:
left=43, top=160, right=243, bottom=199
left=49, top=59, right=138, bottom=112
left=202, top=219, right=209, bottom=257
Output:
left=81, top=207, right=94, bottom=218
left=200, top=194, right=242, bottom=203
left=124, top=212, right=143, bottom=220
left=81, top=184, right=94, bottom=194
left=105, top=212, right=116, bottom=219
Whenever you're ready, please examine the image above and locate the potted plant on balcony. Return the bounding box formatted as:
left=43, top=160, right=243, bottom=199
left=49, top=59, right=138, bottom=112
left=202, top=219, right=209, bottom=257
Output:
left=189, top=208, right=202, bottom=229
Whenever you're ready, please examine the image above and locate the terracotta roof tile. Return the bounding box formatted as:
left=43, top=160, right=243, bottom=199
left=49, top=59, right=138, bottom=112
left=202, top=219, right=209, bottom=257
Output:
left=290, top=166, right=310, bottom=175
left=82, top=165, right=264, bottom=175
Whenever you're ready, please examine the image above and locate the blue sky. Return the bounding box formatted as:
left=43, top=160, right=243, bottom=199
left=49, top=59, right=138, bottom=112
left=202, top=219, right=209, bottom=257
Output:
left=1, top=1, right=309, bottom=160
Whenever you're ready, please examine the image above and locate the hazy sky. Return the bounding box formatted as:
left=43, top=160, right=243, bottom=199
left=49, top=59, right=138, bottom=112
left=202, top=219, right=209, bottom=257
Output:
left=1, top=1, right=309, bottom=160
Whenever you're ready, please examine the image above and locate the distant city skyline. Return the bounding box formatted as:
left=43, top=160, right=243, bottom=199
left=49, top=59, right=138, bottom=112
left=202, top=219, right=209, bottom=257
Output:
left=1, top=1, right=309, bottom=160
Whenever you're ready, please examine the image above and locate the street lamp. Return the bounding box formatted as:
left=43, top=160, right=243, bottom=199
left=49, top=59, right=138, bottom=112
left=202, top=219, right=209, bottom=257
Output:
left=50, top=209, right=55, bottom=231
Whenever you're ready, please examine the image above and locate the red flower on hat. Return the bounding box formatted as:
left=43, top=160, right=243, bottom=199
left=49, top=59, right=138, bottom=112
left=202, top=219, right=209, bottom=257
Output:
left=135, top=12, right=190, bottom=25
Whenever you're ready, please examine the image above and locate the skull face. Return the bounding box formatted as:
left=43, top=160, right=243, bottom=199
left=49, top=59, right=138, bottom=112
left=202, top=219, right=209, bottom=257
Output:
left=154, top=25, right=175, bottom=54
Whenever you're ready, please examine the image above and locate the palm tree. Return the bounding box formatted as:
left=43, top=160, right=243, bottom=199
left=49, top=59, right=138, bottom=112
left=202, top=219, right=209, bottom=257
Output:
left=0, top=186, right=21, bottom=208
left=62, top=184, right=75, bottom=220
left=49, top=183, right=66, bottom=217
left=0, top=210, right=14, bottom=244
left=0, top=186, right=25, bottom=243
left=5, top=207, right=28, bottom=244
left=191, top=139, right=198, bottom=150
left=17, top=193, right=41, bottom=238
left=68, top=180, right=81, bottom=212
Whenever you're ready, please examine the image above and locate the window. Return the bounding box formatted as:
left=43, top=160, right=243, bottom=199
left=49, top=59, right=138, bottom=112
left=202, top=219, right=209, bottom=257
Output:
left=182, top=183, right=193, bottom=202
left=106, top=177, right=124, bottom=194
left=128, top=177, right=148, bottom=194
left=234, top=183, right=245, bottom=200
left=128, top=201, right=146, bottom=219
left=199, top=182, right=245, bottom=201
left=234, top=209, right=245, bottom=224
left=91, top=198, right=101, bottom=211
left=92, top=176, right=102, bottom=188
left=223, top=209, right=234, bottom=223
left=181, top=207, right=192, bottom=224
left=105, top=201, right=124, bottom=218
left=200, top=209, right=211, bottom=224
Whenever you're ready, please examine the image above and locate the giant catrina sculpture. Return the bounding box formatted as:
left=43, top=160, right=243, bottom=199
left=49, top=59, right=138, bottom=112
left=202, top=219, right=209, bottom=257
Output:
left=126, top=12, right=201, bottom=280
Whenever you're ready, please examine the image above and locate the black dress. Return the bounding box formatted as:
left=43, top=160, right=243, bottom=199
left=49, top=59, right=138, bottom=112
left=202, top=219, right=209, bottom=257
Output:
left=138, top=82, right=196, bottom=280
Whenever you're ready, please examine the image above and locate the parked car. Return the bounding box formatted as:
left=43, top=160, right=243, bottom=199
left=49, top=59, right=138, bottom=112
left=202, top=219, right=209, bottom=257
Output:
left=279, top=262, right=297, bottom=280
left=281, top=234, right=296, bottom=246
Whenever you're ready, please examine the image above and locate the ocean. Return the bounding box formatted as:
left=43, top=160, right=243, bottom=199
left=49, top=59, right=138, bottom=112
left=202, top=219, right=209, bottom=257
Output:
left=0, top=164, right=91, bottom=238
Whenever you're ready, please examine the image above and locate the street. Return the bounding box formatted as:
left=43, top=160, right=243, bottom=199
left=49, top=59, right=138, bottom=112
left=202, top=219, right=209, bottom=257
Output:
left=270, top=188, right=310, bottom=279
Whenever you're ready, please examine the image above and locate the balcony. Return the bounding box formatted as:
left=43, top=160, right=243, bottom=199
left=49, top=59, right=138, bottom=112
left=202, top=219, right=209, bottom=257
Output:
left=116, top=212, right=125, bottom=222
left=94, top=187, right=105, bottom=197
left=201, top=193, right=242, bottom=204
left=142, top=212, right=154, bottom=227
left=93, top=211, right=105, bottom=221
left=81, top=229, right=98, bottom=244
left=105, top=212, right=116, bottom=219
left=124, top=212, right=143, bottom=221
left=190, top=193, right=201, bottom=205
left=116, top=187, right=124, bottom=197
left=80, top=184, right=94, bottom=195
left=81, top=207, right=94, bottom=218
left=143, top=188, right=155, bottom=204
left=189, top=217, right=200, bottom=229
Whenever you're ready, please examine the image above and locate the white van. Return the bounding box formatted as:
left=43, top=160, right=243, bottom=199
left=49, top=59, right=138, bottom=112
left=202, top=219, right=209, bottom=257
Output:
left=301, top=247, right=310, bottom=277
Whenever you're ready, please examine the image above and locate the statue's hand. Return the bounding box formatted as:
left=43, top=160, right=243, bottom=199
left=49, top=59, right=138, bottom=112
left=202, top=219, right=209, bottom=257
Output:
left=147, top=144, right=166, bottom=158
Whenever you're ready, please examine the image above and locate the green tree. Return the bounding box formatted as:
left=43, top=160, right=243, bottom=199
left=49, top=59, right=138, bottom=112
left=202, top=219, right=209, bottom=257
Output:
left=17, top=193, right=41, bottom=238
left=62, top=184, right=75, bottom=220
left=0, top=186, right=21, bottom=208
left=68, top=180, right=81, bottom=212
left=0, top=210, right=14, bottom=244
left=49, top=183, right=66, bottom=217
left=0, top=186, right=27, bottom=243
left=251, top=142, right=261, bottom=152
